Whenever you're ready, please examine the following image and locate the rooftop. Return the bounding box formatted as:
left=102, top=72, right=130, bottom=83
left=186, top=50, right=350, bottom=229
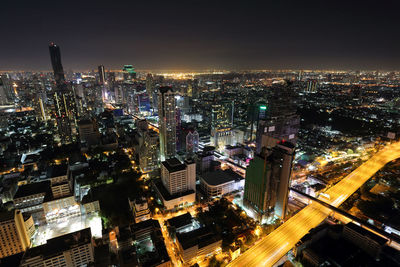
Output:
left=162, top=157, right=186, bottom=173
left=159, top=86, right=173, bottom=94
left=0, top=209, right=15, bottom=222
left=176, top=226, right=221, bottom=250
left=14, top=180, right=52, bottom=199
left=345, top=222, right=388, bottom=245
left=46, top=164, right=68, bottom=178
left=167, top=212, right=193, bottom=229
left=201, top=169, right=242, bottom=186
left=22, top=228, right=92, bottom=261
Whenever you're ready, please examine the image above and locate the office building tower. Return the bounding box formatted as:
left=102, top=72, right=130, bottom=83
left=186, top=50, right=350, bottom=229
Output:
left=35, top=93, right=48, bottom=121
left=244, top=141, right=295, bottom=221
left=146, top=73, right=154, bottom=103
left=158, top=86, right=177, bottom=160
left=0, top=209, right=31, bottom=259
left=305, top=80, right=318, bottom=93
left=0, top=79, right=8, bottom=105
left=48, top=42, right=65, bottom=88
left=49, top=42, right=78, bottom=143
left=78, top=118, right=100, bottom=147
left=122, top=65, right=136, bottom=82
left=161, top=158, right=196, bottom=195
left=98, top=65, right=106, bottom=85
left=154, top=158, right=196, bottom=210
left=130, top=197, right=151, bottom=223
left=139, top=129, right=159, bottom=173
left=248, top=101, right=267, bottom=141
left=53, top=88, right=77, bottom=143
left=186, top=130, right=199, bottom=156
left=256, top=84, right=300, bottom=153
left=0, top=75, right=14, bottom=105
left=210, top=100, right=234, bottom=150
left=20, top=228, right=94, bottom=267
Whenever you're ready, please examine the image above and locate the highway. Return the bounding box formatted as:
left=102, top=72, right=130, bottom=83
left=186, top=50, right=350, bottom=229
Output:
left=228, top=141, right=400, bottom=267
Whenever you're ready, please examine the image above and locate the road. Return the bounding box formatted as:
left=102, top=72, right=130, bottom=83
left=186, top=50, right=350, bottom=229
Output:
left=228, top=141, right=400, bottom=267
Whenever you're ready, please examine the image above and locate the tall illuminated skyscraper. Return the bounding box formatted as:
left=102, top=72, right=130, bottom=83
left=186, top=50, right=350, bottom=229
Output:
left=146, top=73, right=154, bottom=104
left=158, top=86, right=176, bottom=160
left=98, top=65, right=106, bottom=85
left=49, top=42, right=65, bottom=88
left=122, top=65, right=136, bottom=82
left=48, top=42, right=77, bottom=143
left=244, top=141, right=295, bottom=221
left=210, top=100, right=234, bottom=150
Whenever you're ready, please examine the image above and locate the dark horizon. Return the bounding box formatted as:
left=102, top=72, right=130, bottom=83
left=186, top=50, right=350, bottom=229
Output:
left=1, top=0, right=400, bottom=71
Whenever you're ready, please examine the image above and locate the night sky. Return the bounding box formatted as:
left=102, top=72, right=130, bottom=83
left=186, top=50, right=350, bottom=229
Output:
left=1, top=0, right=400, bottom=71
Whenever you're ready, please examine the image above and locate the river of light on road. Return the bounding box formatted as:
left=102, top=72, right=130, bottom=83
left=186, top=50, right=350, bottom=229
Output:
left=228, top=142, right=400, bottom=267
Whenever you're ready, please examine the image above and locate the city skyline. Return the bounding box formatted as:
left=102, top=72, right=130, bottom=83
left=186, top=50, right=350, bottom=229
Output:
left=1, top=0, right=400, bottom=71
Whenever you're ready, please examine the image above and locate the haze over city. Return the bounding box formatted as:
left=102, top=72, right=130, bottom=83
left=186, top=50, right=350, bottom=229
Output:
left=1, top=0, right=400, bottom=71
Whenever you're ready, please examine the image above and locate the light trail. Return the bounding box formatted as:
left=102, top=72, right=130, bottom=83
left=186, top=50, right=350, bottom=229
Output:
left=228, top=141, right=400, bottom=267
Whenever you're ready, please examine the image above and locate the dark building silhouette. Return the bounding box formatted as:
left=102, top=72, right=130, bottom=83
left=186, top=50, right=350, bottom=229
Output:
left=49, top=43, right=65, bottom=88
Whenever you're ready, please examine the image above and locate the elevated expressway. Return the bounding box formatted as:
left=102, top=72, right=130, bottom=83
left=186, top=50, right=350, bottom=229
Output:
left=228, top=142, right=400, bottom=267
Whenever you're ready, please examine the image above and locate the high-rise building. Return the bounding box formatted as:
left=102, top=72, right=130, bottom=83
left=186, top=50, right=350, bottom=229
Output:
left=248, top=101, right=267, bottom=141
left=0, top=75, right=14, bottom=105
left=53, top=88, right=77, bottom=143
left=49, top=42, right=78, bottom=143
left=78, top=118, right=100, bottom=147
left=256, top=84, right=300, bottom=153
left=48, top=42, right=65, bottom=88
left=122, top=65, right=136, bottom=82
left=98, top=65, right=106, bottom=85
left=160, top=158, right=196, bottom=195
left=0, top=209, right=31, bottom=259
left=243, top=141, right=295, bottom=222
left=139, top=129, right=159, bottom=173
left=158, top=86, right=176, bottom=160
left=186, top=130, right=199, bottom=156
left=146, top=73, right=154, bottom=104
left=210, top=100, right=234, bottom=150
left=305, top=80, right=318, bottom=93
left=0, top=79, right=8, bottom=105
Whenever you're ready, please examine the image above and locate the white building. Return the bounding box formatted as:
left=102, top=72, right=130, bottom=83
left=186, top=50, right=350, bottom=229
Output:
left=161, top=158, right=196, bottom=195
left=200, top=169, right=244, bottom=199
left=20, top=228, right=94, bottom=267
left=155, top=158, right=196, bottom=210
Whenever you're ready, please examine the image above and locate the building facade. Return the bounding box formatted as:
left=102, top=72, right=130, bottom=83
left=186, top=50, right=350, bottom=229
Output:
left=158, top=86, right=177, bottom=160
left=244, top=141, right=295, bottom=221
left=0, top=209, right=31, bottom=259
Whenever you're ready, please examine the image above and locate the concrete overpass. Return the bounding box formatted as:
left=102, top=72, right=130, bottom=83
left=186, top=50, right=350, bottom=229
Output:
left=228, top=141, right=400, bottom=267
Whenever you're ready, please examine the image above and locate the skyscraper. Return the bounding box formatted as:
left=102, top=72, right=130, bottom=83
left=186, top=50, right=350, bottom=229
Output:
left=158, top=86, right=176, bottom=160
left=305, top=80, right=318, bottom=93
left=0, top=74, right=15, bottom=105
left=49, top=42, right=65, bottom=88
left=139, top=129, right=160, bottom=173
left=210, top=100, right=234, bottom=150
left=98, top=65, right=106, bottom=85
left=256, top=83, right=300, bottom=153
left=122, top=65, right=136, bottom=82
left=186, top=130, right=199, bottom=156
left=49, top=42, right=77, bottom=143
left=243, top=141, right=295, bottom=222
left=146, top=73, right=154, bottom=104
